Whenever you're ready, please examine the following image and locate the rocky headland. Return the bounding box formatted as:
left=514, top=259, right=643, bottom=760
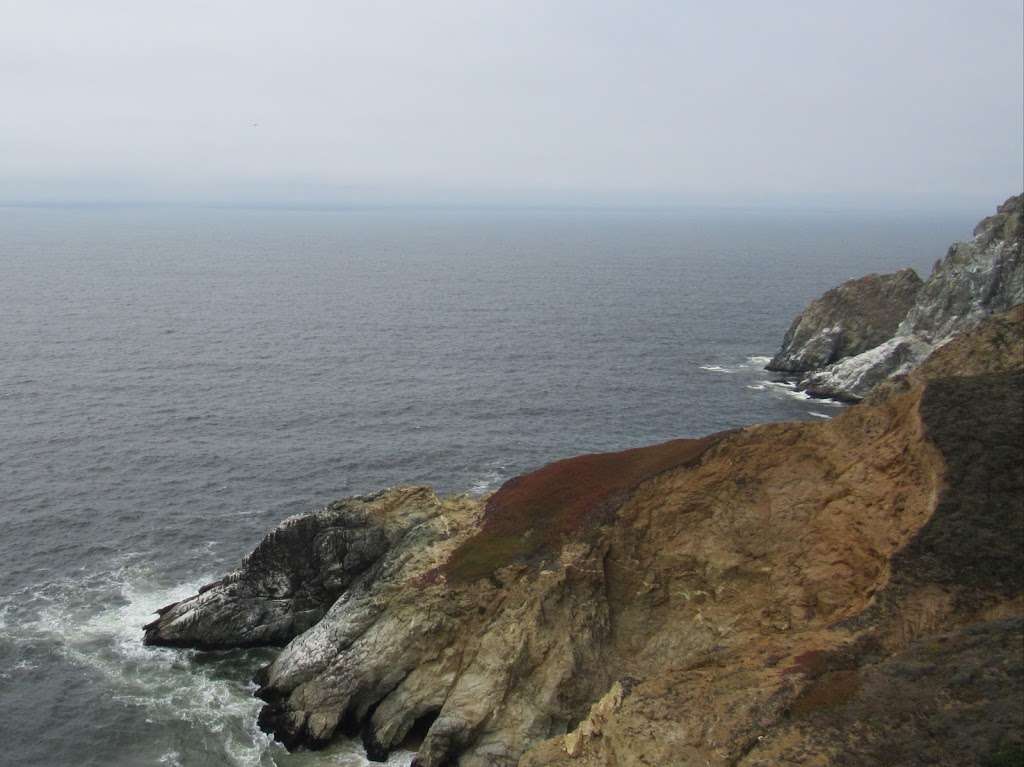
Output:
left=769, top=194, right=1022, bottom=401
left=765, top=268, right=923, bottom=374
left=145, top=199, right=1024, bottom=766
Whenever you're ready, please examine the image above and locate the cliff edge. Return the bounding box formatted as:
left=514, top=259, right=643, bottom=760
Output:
left=145, top=307, right=1024, bottom=766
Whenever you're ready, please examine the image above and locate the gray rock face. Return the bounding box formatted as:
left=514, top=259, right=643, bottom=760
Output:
left=790, top=194, right=1023, bottom=400
left=766, top=269, right=922, bottom=373
left=901, top=221, right=1023, bottom=344
left=799, top=335, right=933, bottom=402
left=252, top=525, right=613, bottom=765
left=143, top=486, right=456, bottom=649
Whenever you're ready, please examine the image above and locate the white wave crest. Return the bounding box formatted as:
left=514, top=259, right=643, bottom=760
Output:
left=0, top=560, right=418, bottom=766
left=0, top=564, right=280, bottom=766
left=753, top=380, right=846, bottom=407
left=468, top=465, right=505, bottom=496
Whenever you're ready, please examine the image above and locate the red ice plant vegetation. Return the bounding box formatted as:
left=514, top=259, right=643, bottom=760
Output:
left=443, top=434, right=725, bottom=582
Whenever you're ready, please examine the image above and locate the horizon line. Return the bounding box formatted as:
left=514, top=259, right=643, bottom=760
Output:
left=0, top=197, right=999, bottom=217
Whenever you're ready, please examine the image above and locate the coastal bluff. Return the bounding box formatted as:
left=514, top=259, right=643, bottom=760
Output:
left=765, top=268, right=922, bottom=374
left=768, top=194, right=1023, bottom=401
left=145, top=302, right=1024, bottom=766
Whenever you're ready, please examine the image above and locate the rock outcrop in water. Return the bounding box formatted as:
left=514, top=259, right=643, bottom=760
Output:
left=146, top=307, right=1024, bottom=766
left=143, top=487, right=479, bottom=649
left=769, top=194, right=1023, bottom=400
left=766, top=269, right=922, bottom=373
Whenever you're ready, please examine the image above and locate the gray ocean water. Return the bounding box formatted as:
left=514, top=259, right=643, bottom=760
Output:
left=0, top=205, right=973, bottom=766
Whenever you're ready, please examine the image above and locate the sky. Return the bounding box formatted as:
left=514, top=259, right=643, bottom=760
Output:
left=1, top=0, right=1022, bottom=210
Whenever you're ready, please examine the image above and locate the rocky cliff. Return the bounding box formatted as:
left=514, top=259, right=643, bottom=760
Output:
left=766, top=269, right=922, bottom=373
left=145, top=308, right=1024, bottom=767
left=769, top=194, right=1023, bottom=400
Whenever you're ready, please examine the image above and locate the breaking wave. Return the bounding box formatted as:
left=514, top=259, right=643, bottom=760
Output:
left=0, top=560, right=412, bottom=766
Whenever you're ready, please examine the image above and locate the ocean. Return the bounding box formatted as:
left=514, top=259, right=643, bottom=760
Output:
left=0, top=205, right=972, bottom=766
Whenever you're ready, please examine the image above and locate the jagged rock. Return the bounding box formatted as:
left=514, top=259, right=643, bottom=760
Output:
left=864, top=304, right=1024, bottom=404
left=145, top=314, right=1024, bottom=766
left=798, top=334, right=931, bottom=402
left=562, top=680, right=631, bottom=757
left=794, top=194, right=1023, bottom=400
left=143, top=487, right=477, bottom=649
left=255, top=437, right=724, bottom=763
left=766, top=269, right=922, bottom=373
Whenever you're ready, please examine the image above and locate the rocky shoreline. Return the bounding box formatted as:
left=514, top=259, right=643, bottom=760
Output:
left=145, top=198, right=1024, bottom=766
left=766, top=194, right=1022, bottom=401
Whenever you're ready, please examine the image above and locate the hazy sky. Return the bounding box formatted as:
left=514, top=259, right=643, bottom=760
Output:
left=1, top=0, right=1021, bottom=209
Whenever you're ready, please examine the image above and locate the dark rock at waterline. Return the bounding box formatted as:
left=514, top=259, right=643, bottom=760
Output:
left=143, top=486, right=447, bottom=649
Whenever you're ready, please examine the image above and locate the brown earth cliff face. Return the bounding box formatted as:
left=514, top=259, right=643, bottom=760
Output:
left=145, top=308, right=1024, bottom=766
